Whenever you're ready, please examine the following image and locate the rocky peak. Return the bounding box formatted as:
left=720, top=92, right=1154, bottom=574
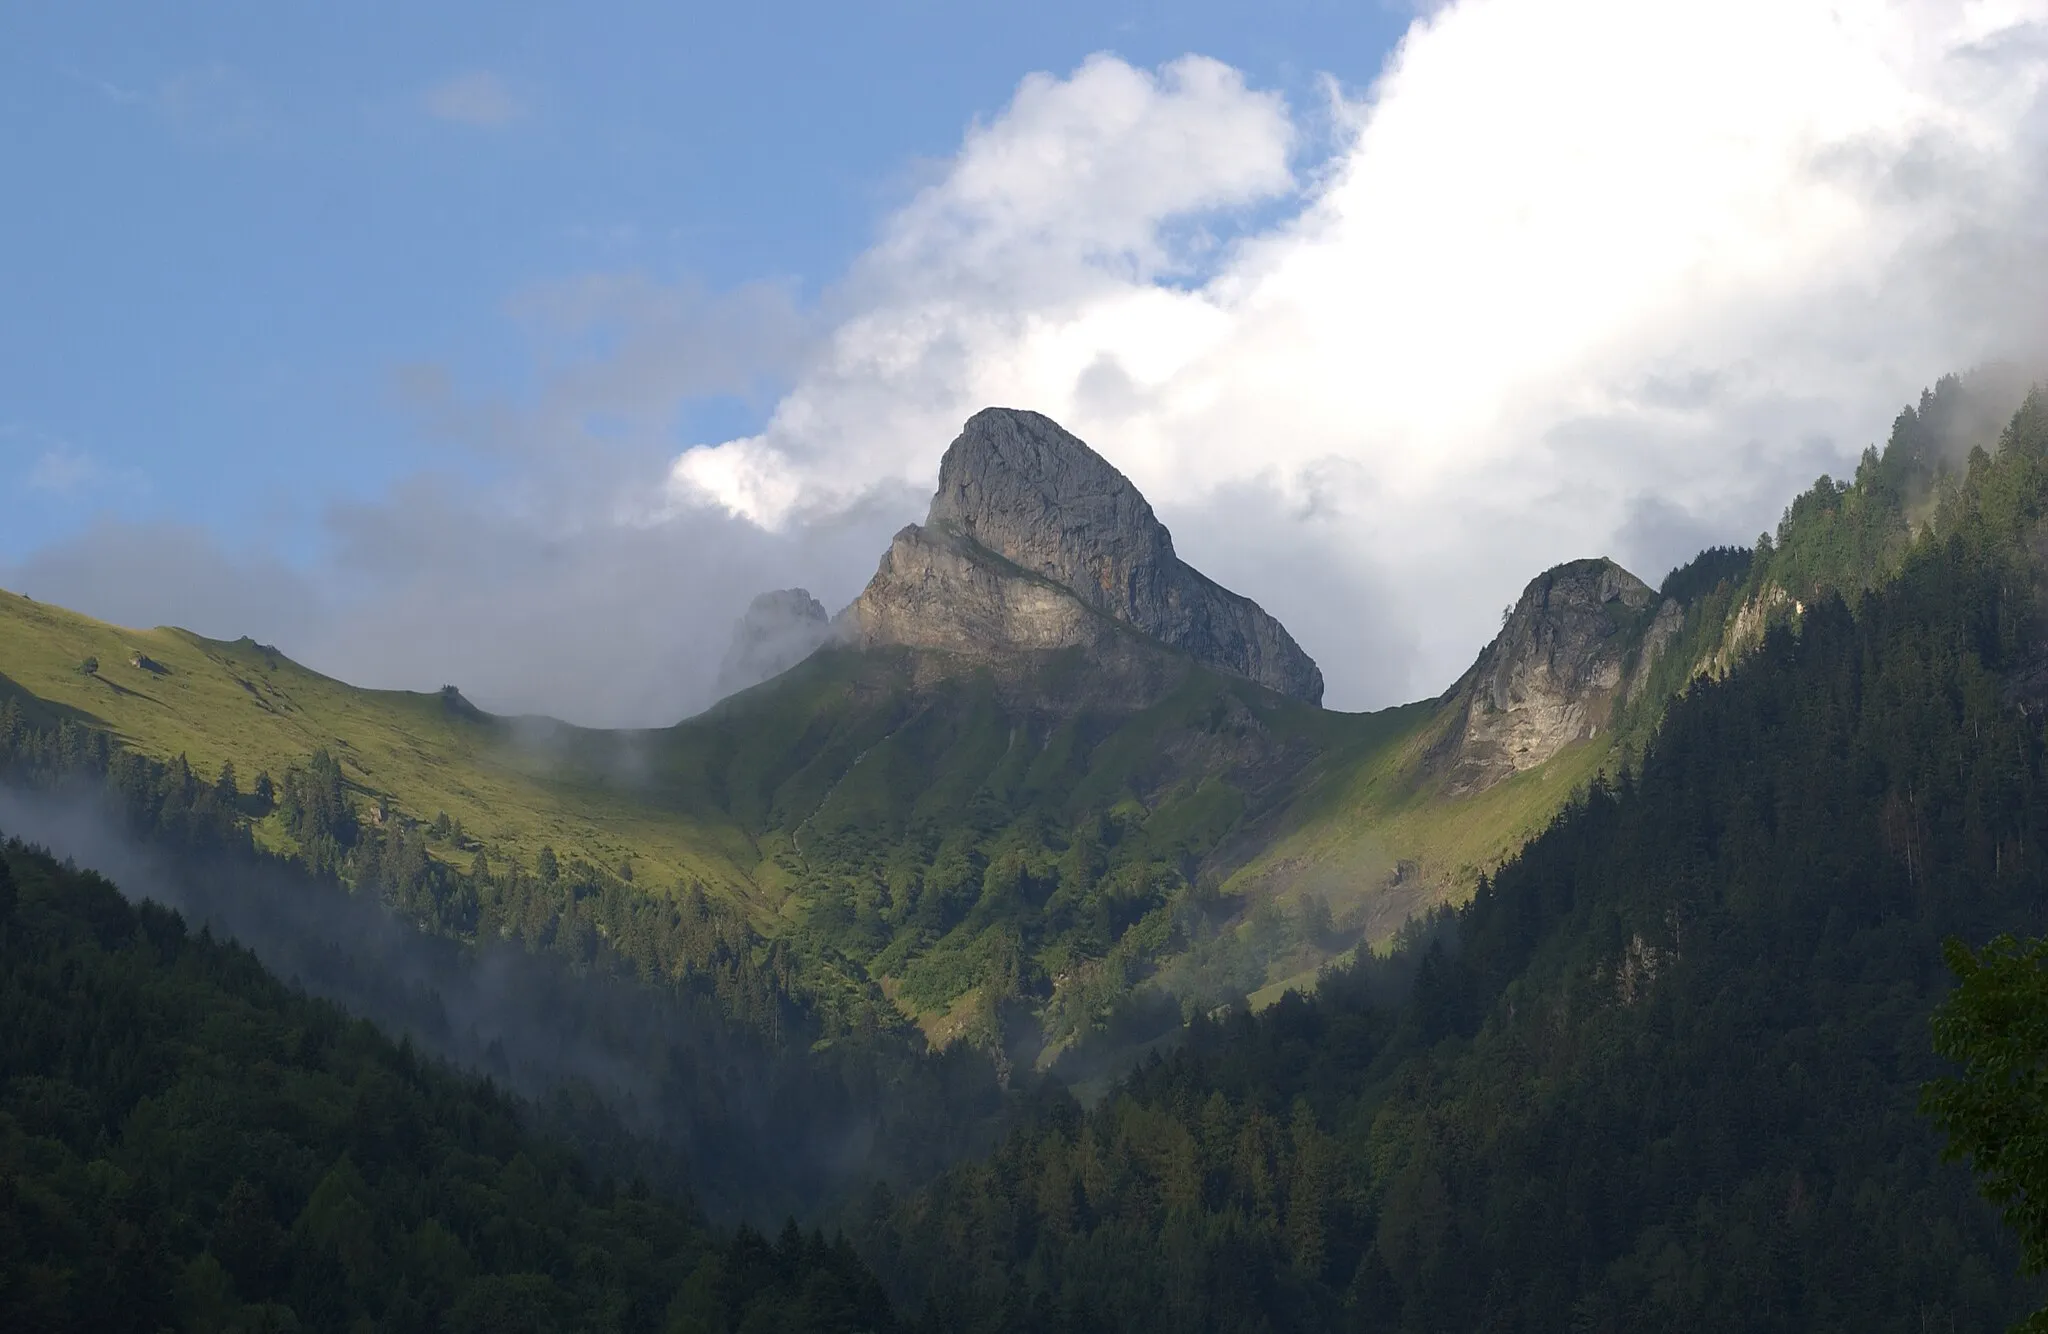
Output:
left=849, top=408, right=1323, bottom=705
left=1441, top=558, right=1673, bottom=791
left=927, top=407, right=1176, bottom=601
left=715, top=588, right=832, bottom=698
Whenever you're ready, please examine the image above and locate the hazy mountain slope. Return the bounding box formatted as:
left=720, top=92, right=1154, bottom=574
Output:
left=0, top=837, right=898, bottom=1333
left=0, top=592, right=765, bottom=897
left=0, top=573, right=1651, bottom=1057
left=0, top=586, right=1438, bottom=1046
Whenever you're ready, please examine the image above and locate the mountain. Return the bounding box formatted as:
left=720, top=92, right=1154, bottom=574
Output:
left=847, top=408, right=1325, bottom=706
left=0, top=405, right=1741, bottom=1066
left=7, top=373, right=2045, bottom=1330
left=863, top=378, right=2048, bottom=1333
left=0, top=592, right=766, bottom=893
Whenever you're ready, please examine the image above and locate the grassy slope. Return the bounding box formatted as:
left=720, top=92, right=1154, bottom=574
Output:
left=6, top=378, right=2001, bottom=1039
left=0, top=587, right=1620, bottom=1023
left=0, top=589, right=763, bottom=900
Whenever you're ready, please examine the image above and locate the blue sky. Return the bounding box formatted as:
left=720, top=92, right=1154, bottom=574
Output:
left=0, top=1, right=1407, bottom=562
left=4, top=3, right=2042, bottom=725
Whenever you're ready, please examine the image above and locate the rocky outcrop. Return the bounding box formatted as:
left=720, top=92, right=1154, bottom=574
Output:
left=851, top=526, right=1105, bottom=658
left=1627, top=596, right=1686, bottom=703
left=1696, top=584, right=1796, bottom=681
left=1441, top=558, right=1669, bottom=792
left=715, top=589, right=831, bottom=697
left=846, top=408, right=1324, bottom=705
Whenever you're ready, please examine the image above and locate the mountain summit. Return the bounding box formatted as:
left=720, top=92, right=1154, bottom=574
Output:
left=847, top=408, right=1324, bottom=704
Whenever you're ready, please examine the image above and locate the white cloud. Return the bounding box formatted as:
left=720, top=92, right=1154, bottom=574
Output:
left=424, top=71, right=525, bottom=128
left=670, top=1, right=2048, bottom=709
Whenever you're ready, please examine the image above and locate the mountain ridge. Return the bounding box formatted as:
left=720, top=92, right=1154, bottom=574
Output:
left=22, top=376, right=2008, bottom=1055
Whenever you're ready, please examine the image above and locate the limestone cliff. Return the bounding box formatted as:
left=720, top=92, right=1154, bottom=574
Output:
left=1440, top=558, right=1675, bottom=792
left=846, top=408, right=1324, bottom=705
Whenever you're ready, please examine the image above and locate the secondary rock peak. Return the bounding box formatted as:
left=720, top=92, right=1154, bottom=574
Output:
left=1438, top=557, right=1672, bottom=791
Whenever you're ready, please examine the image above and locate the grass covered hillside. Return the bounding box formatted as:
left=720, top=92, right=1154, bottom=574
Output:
left=3, top=369, right=2023, bottom=1055
left=0, top=587, right=1614, bottom=1051
left=0, top=595, right=761, bottom=898
left=24, top=438, right=1947, bottom=1056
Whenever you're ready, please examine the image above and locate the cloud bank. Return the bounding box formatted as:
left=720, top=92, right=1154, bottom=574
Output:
left=14, top=0, right=2048, bottom=723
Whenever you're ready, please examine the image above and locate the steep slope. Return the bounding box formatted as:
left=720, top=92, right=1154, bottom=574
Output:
left=1214, top=557, right=1687, bottom=968
left=1435, top=558, right=1672, bottom=792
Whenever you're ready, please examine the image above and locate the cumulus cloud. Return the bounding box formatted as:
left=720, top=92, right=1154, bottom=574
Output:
left=671, top=0, right=2048, bottom=706
left=423, top=71, right=525, bottom=127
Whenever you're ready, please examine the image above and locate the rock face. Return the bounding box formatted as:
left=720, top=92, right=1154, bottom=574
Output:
left=847, top=408, right=1324, bottom=705
left=715, top=589, right=832, bottom=698
left=1441, top=558, right=1673, bottom=792
left=851, top=526, right=1103, bottom=658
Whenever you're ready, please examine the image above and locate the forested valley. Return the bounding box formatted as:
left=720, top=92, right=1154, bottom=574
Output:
left=7, top=377, right=2048, bottom=1331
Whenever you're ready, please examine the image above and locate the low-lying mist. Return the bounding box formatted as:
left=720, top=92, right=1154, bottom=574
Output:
left=0, top=782, right=1003, bottom=1223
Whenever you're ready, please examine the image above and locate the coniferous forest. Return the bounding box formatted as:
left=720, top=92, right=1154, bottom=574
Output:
left=0, top=841, right=895, bottom=1332
left=7, top=380, right=2048, bottom=1332
left=865, top=389, right=2048, bottom=1330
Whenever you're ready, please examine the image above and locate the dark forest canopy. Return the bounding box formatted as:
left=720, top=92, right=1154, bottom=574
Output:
left=0, top=841, right=898, bottom=1333
left=0, top=713, right=1013, bottom=1226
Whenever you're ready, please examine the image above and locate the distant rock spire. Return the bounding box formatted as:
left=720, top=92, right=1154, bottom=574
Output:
left=715, top=589, right=831, bottom=698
